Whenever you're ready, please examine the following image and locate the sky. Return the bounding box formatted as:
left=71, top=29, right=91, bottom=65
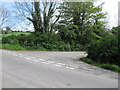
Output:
left=95, top=0, right=119, bottom=28
left=118, top=2, right=120, bottom=25
left=0, top=0, right=119, bottom=31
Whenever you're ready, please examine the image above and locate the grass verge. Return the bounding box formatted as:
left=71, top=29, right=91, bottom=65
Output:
left=0, top=44, right=26, bottom=50
left=0, top=44, right=64, bottom=51
left=80, top=57, right=120, bottom=73
left=0, top=44, right=47, bottom=51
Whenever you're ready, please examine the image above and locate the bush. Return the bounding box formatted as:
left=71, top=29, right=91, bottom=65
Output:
left=1, top=32, right=85, bottom=51
left=2, top=35, right=19, bottom=44
left=87, top=34, right=119, bottom=66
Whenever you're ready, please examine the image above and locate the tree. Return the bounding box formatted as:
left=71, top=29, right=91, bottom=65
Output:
left=6, top=26, right=11, bottom=31
left=110, top=25, right=119, bottom=35
left=14, top=0, right=60, bottom=33
left=57, top=1, right=107, bottom=45
left=0, top=7, right=10, bottom=30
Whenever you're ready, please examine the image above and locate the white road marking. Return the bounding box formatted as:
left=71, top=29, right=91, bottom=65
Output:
left=65, top=67, right=74, bottom=69
left=55, top=64, right=61, bottom=67
left=47, top=61, right=55, bottom=64
left=39, top=59, right=44, bottom=61
left=68, top=67, right=74, bottom=70
left=25, top=57, right=31, bottom=60
left=42, top=62, right=49, bottom=64
left=5, top=51, right=76, bottom=71
left=33, top=60, right=39, bottom=62
left=58, top=63, right=62, bottom=65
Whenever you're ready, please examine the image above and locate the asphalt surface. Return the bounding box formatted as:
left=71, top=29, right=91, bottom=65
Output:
left=1, top=49, right=118, bottom=88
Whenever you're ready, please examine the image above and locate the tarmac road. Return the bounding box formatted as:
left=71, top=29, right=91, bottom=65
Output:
left=1, top=50, right=118, bottom=88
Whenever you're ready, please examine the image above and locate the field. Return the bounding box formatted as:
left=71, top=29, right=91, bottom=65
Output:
left=1, top=32, right=30, bottom=36
left=0, top=32, right=30, bottom=39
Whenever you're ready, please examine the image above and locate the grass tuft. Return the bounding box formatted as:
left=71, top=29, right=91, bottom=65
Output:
left=0, top=44, right=25, bottom=50
left=81, top=57, right=120, bottom=73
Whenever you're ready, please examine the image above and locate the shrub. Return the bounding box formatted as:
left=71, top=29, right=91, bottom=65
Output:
left=87, top=34, right=119, bottom=66
left=2, top=35, right=19, bottom=44
left=1, top=32, right=85, bottom=51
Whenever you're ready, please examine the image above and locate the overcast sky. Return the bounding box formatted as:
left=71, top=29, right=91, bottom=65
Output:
left=95, top=0, right=119, bottom=28
left=118, top=1, right=120, bottom=25
left=0, top=0, right=119, bottom=31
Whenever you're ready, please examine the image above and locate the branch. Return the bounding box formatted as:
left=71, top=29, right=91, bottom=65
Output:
left=27, top=17, right=34, bottom=22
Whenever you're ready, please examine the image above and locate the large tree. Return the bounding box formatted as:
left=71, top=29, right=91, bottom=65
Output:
left=0, top=7, right=10, bottom=30
left=14, top=0, right=60, bottom=33
left=57, top=1, right=107, bottom=45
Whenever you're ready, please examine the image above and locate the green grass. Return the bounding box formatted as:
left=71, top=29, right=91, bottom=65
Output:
left=80, top=57, right=120, bottom=73
left=0, top=32, right=30, bottom=37
left=0, top=32, right=30, bottom=40
left=8, top=32, right=30, bottom=35
left=0, top=44, right=61, bottom=51
left=0, top=44, right=26, bottom=50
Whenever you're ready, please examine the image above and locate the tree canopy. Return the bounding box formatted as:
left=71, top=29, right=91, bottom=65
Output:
left=57, top=2, right=107, bottom=45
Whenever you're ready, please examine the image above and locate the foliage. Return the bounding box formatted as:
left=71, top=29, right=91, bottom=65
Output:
left=6, top=26, right=11, bottom=30
left=1, top=33, right=85, bottom=51
left=57, top=2, right=107, bottom=45
left=87, top=33, right=119, bottom=66
left=2, top=35, right=19, bottom=44
left=110, top=25, right=119, bottom=35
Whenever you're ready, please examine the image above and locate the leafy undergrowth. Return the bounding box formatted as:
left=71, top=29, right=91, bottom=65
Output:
left=80, top=57, right=120, bottom=73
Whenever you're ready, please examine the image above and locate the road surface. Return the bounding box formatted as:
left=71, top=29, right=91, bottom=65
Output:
left=1, top=49, right=118, bottom=88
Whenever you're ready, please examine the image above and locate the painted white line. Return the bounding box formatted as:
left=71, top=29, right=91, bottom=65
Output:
left=39, top=59, right=44, bottom=61
left=58, top=63, right=62, bottom=65
left=47, top=61, right=55, bottom=64
left=44, top=62, right=50, bottom=64
left=55, top=64, right=61, bottom=67
left=68, top=67, right=74, bottom=70
left=25, top=57, right=31, bottom=60
left=42, top=62, right=49, bottom=64
left=28, top=57, right=34, bottom=59
left=65, top=67, right=74, bottom=70
left=33, top=60, right=39, bottom=62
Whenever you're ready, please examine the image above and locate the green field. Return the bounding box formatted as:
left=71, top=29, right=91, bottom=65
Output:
left=1, top=32, right=30, bottom=36
left=0, top=32, right=30, bottom=40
